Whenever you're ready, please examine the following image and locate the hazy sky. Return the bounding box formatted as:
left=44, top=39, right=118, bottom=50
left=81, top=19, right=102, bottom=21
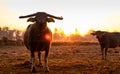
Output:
left=0, top=0, right=120, bottom=35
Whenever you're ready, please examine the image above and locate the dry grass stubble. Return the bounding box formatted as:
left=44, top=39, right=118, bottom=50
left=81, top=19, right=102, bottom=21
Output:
left=0, top=44, right=120, bottom=74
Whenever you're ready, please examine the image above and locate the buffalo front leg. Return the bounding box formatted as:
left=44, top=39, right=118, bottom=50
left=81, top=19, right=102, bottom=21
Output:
left=30, top=51, right=36, bottom=72
left=38, top=51, right=43, bottom=67
left=105, top=48, right=108, bottom=60
left=44, top=50, right=49, bottom=73
left=101, top=47, right=104, bottom=60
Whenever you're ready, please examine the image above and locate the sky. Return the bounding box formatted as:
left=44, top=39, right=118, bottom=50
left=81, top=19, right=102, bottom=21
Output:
left=0, top=0, right=120, bottom=36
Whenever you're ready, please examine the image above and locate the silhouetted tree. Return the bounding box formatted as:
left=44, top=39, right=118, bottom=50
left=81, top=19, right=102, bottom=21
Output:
left=0, top=26, right=23, bottom=41
left=53, top=28, right=66, bottom=41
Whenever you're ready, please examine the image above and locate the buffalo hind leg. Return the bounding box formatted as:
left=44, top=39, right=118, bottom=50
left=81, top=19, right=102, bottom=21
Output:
left=38, top=51, right=43, bottom=67
left=44, top=49, right=49, bottom=73
left=101, top=48, right=104, bottom=60
left=30, top=51, right=36, bottom=73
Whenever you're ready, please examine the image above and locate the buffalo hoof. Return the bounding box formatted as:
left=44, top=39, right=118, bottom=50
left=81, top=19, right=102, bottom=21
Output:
left=31, top=67, right=36, bottom=73
left=44, top=67, right=49, bottom=73
left=39, top=63, right=43, bottom=67
left=37, top=63, right=43, bottom=68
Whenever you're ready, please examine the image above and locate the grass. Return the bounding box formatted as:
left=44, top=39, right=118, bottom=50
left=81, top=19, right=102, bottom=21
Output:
left=52, top=41, right=98, bottom=46
left=0, top=43, right=120, bottom=74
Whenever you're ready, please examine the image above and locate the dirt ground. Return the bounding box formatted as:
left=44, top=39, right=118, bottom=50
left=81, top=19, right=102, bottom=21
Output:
left=0, top=44, right=120, bottom=74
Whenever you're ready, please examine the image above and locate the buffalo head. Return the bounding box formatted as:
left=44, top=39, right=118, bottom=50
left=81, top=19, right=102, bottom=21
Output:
left=19, top=12, right=63, bottom=23
left=91, top=31, right=107, bottom=39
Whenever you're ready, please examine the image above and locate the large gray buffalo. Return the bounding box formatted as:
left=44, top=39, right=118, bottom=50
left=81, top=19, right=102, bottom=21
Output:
left=91, top=31, right=120, bottom=60
left=19, top=12, right=63, bottom=73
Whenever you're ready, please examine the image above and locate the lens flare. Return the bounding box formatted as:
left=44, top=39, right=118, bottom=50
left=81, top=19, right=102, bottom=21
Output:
left=45, top=34, right=52, bottom=41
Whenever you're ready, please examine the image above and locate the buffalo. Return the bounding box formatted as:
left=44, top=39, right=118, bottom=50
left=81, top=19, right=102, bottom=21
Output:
left=19, top=12, right=63, bottom=73
left=91, top=31, right=120, bottom=60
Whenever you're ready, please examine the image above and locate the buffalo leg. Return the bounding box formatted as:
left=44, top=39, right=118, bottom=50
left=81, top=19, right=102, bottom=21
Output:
left=38, top=51, right=43, bottom=67
left=44, top=49, right=49, bottom=72
left=105, top=48, right=108, bottom=60
left=30, top=51, right=36, bottom=72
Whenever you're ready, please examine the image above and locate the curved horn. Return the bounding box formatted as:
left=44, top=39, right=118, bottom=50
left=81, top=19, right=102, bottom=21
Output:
left=47, top=13, right=63, bottom=20
left=19, top=13, right=36, bottom=19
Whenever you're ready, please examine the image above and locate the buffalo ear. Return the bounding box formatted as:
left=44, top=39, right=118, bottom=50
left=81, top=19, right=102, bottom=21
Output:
left=47, top=18, right=55, bottom=23
left=91, top=31, right=96, bottom=35
left=91, top=33, right=95, bottom=35
left=27, top=18, right=36, bottom=22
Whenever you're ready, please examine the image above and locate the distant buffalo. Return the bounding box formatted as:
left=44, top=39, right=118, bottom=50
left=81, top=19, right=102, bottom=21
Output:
left=91, top=31, right=120, bottom=60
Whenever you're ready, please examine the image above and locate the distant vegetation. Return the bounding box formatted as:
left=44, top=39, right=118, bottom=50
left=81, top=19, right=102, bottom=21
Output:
left=52, top=28, right=96, bottom=42
left=0, top=26, right=23, bottom=46
left=0, top=26, right=97, bottom=46
left=0, top=26, right=23, bottom=40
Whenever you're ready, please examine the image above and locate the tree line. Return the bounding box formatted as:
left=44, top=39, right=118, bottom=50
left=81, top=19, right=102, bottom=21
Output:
left=0, top=27, right=23, bottom=41
left=0, top=26, right=96, bottom=42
